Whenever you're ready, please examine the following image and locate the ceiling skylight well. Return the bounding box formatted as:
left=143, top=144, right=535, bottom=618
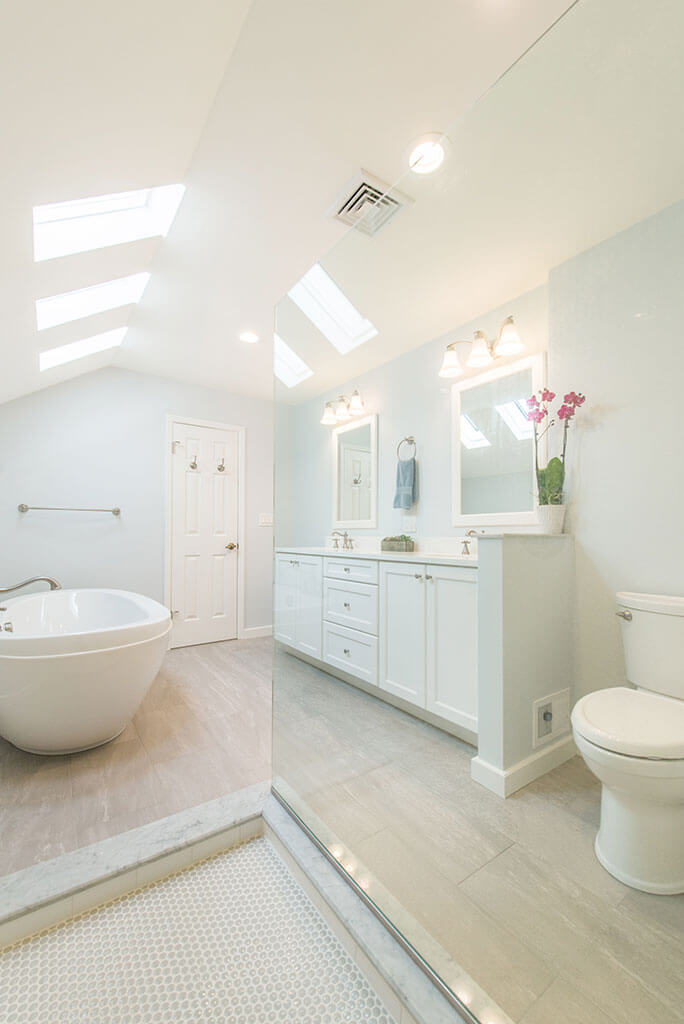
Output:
left=287, top=263, right=378, bottom=355
left=460, top=414, right=491, bottom=450
left=496, top=400, right=534, bottom=440
left=33, top=185, right=185, bottom=261
left=273, top=333, right=313, bottom=388
left=35, top=273, right=151, bottom=330
left=39, top=328, right=127, bottom=371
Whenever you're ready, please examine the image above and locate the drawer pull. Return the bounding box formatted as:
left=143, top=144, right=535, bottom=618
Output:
left=343, top=648, right=351, bottom=655
left=343, top=567, right=351, bottom=573
left=415, top=573, right=424, bottom=581
left=343, top=602, right=351, bottom=609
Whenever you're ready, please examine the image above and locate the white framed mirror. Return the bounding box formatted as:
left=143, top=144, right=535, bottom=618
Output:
left=451, top=354, right=546, bottom=527
left=332, top=414, right=377, bottom=529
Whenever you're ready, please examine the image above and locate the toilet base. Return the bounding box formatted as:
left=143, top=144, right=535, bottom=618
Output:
left=595, top=787, right=684, bottom=895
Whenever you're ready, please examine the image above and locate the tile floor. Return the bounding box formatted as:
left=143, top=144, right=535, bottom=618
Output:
left=273, top=646, right=684, bottom=1024
left=0, top=837, right=397, bottom=1023
left=0, top=639, right=271, bottom=877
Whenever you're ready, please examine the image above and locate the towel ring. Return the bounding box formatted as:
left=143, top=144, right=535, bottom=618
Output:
left=397, top=436, right=416, bottom=461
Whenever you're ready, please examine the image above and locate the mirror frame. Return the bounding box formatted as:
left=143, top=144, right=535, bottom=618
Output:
left=451, top=353, right=547, bottom=527
left=332, top=413, right=378, bottom=530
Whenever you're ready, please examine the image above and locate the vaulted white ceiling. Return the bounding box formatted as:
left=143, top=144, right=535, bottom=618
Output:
left=0, top=0, right=578, bottom=405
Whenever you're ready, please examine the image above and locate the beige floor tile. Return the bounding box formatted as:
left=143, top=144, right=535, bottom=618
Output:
left=520, top=978, right=621, bottom=1024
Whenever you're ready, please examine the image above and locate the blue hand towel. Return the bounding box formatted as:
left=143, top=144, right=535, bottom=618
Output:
left=393, top=457, right=417, bottom=509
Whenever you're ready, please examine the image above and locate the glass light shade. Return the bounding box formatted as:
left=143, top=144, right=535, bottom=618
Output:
left=493, top=316, right=524, bottom=357
left=466, top=331, right=493, bottom=368
left=348, top=389, right=365, bottom=415
left=409, top=140, right=445, bottom=175
left=438, top=344, right=463, bottom=378
left=335, top=396, right=351, bottom=421
left=320, top=402, right=337, bottom=425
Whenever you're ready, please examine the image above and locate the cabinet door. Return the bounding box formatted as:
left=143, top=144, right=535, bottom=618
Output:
left=426, top=566, right=478, bottom=733
left=379, top=562, right=427, bottom=706
left=295, top=556, right=323, bottom=658
left=274, top=555, right=298, bottom=646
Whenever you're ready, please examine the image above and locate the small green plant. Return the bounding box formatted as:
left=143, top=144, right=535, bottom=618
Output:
left=527, top=390, right=586, bottom=505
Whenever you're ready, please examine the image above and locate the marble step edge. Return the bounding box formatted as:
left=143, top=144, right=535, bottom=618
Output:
left=264, top=792, right=479, bottom=1024
left=0, top=779, right=270, bottom=941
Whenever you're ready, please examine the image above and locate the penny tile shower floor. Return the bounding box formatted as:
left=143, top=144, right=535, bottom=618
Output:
left=0, top=838, right=396, bottom=1023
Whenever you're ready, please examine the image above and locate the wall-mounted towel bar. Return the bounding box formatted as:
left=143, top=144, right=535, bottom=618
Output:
left=18, top=504, right=121, bottom=516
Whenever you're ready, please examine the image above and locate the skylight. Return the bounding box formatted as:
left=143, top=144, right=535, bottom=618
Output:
left=287, top=263, right=378, bottom=355
left=460, top=414, right=491, bottom=450
left=496, top=400, right=534, bottom=440
left=33, top=185, right=185, bottom=261
left=273, top=333, right=314, bottom=388
left=39, top=328, right=127, bottom=371
left=35, top=273, right=150, bottom=330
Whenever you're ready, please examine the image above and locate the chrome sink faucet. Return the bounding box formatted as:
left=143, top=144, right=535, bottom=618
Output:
left=331, top=530, right=353, bottom=551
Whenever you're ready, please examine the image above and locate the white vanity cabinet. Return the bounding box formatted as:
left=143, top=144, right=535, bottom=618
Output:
left=380, top=561, right=478, bottom=730
left=274, top=553, right=323, bottom=659
left=379, top=562, right=427, bottom=707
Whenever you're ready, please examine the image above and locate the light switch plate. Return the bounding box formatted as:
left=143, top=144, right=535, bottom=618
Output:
left=402, top=514, right=417, bottom=533
left=258, top=512, right=274, bottom=527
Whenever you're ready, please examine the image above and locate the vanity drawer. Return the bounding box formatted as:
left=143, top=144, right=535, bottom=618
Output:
left=323, top=557, right=379, bottom=585
left=323, top=579, right=378, bottom=635
left=323, top=622, right=378, bottom=686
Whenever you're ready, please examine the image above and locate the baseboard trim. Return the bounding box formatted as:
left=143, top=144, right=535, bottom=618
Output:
left=471, top=734, right=577, bottom=797
left=239, top=625, right=272, bottom=639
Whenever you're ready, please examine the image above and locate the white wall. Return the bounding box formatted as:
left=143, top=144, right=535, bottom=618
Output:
left=0, top=367, right=273, bottom=631
left=550, top=199, right=684, bottom=697
left=276, top=198, right=684, bottom=700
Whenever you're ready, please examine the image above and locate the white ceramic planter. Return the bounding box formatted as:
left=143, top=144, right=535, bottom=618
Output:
left=537, top=503, right=566, bottom=535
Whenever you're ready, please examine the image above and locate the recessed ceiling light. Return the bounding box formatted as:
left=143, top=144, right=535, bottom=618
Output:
left=408, top=135, right=446, bottom=175
left=239, top=331, right=259, bottom=344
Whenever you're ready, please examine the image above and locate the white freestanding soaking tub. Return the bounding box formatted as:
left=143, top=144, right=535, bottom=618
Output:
left=0, top=589, right=171, bottom=754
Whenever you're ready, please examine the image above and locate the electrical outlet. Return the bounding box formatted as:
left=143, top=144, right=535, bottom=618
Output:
left=402, top=514, right=417, bottom=533
left=532, top=689, right=570, bottom=747
left=258, top=512, right=274, bottom=527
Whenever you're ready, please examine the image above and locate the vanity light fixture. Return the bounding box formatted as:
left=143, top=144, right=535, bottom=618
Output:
left=320, top=402, right=337, bottom=425
left=438, top=316, right=525, bottom=376
left=438, top=343, right=463, bottom=378
left=348, top=389, right=365, bottom=415
left=319, top=389, right=366, bottom=426
left=334, top=395, right=352, bottom=421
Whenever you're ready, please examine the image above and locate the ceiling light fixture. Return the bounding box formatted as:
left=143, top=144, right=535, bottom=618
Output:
left=438, top=316, right=525, bottom=376
left=239, top=331, right=259, bottom=344
left=408, top=134, right=446, bottom=175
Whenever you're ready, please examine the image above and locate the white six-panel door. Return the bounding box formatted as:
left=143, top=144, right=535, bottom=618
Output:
left=169, top=420, right=240, bottom=648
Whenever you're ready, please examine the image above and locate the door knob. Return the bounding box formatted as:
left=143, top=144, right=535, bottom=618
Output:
left=225, top=542, right=239, bottom=550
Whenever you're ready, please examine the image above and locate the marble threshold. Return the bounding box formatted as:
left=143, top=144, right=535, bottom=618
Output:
left=0, top=780, right=270, bottom=933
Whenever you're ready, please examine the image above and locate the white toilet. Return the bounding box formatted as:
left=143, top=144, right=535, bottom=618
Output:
left=572, top=591, right=684, bottom=894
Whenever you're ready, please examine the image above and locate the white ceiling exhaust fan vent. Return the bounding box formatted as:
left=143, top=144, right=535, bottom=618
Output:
left=327, top=170, right=411, bottom=236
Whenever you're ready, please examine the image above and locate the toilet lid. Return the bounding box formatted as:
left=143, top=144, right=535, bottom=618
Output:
left=572, top=687, right=684, bottom=759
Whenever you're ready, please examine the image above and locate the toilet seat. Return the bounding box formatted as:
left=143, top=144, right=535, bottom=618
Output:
left=572, top=687, right=684, bottom=759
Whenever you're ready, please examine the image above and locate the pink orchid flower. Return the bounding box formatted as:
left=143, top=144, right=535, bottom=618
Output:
left=540, top=388, right=556, bottom=403
left=564, top=391, right=586, bottom=407
left=527, top=395, right=540, bottom=408
left=527, top=407, right=547, bottom=423
left=557, top=404, right=574, bottom=420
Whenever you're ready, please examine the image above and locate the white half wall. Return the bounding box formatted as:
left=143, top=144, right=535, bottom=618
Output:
left=0, top=367, right=273, bottom=632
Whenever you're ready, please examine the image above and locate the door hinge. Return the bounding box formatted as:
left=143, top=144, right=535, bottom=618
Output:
left=171, top=440, right=182, bottom=454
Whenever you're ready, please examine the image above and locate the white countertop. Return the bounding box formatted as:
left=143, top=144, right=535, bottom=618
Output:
left=275, top=547, right=478, bottom=569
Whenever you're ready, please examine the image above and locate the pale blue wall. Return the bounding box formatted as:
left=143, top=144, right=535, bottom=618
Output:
left=0, top=367, right=274, bottom=629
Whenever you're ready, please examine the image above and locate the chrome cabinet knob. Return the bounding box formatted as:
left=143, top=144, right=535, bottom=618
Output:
left=225, top=542, right=239, bottom=551
left=616, top=609, right=632, bottom=621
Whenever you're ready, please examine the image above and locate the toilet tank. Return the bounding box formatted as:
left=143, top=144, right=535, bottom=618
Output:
left=617, top=591, right=684, bottom=699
